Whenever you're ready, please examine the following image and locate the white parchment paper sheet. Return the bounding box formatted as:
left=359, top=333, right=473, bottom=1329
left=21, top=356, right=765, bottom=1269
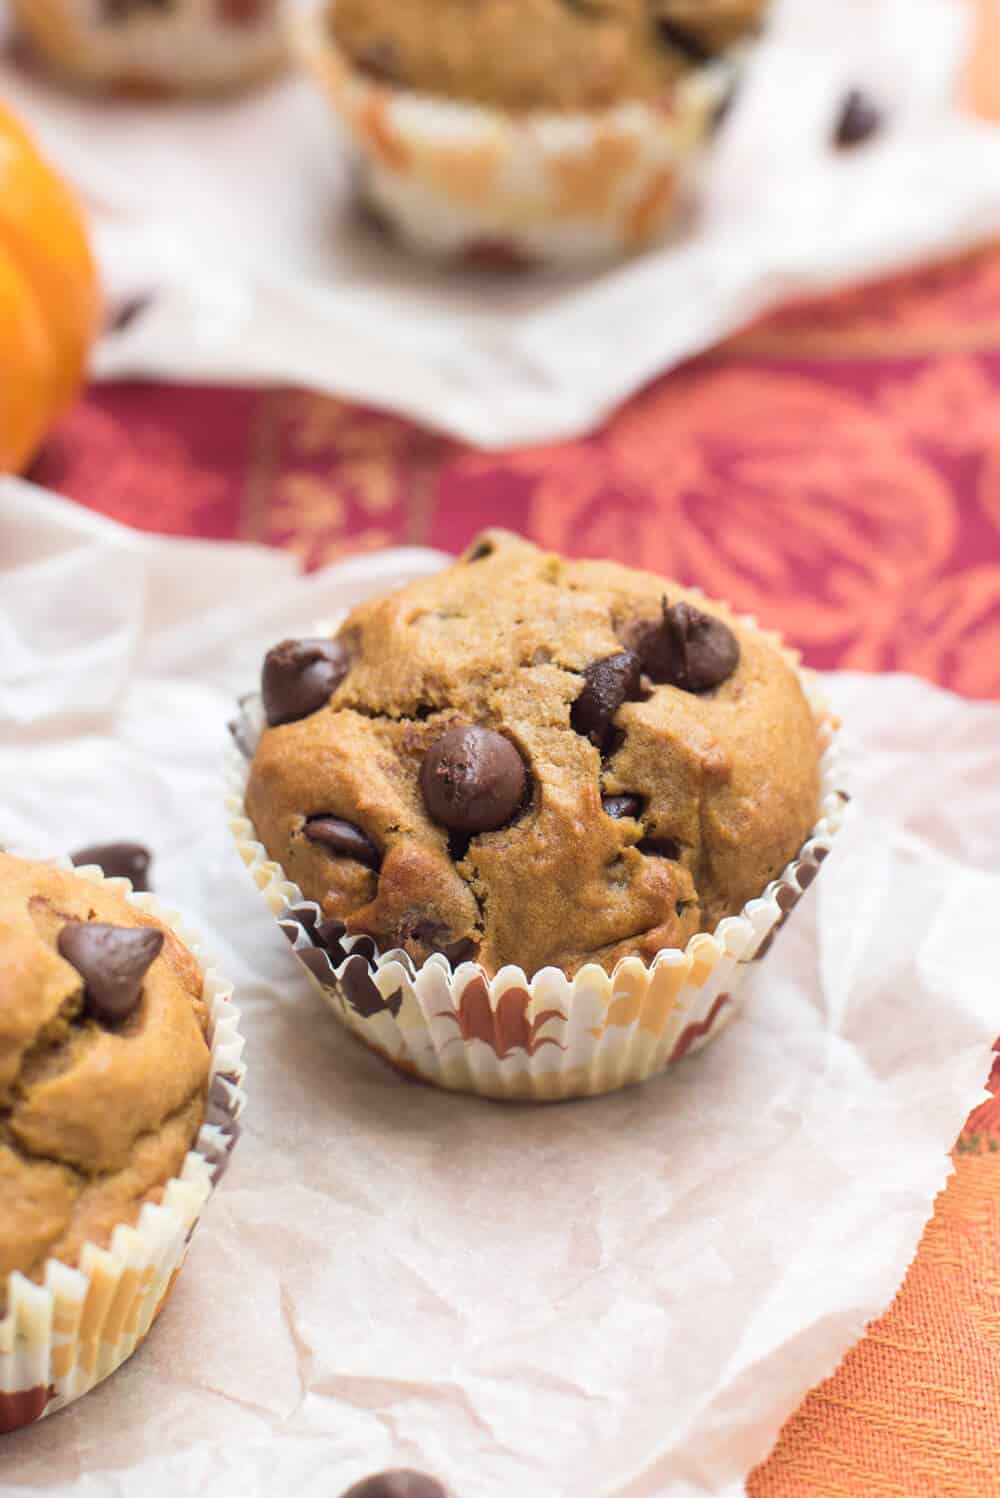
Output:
left=2, top=0, right=1000, bottom=446
left=1, top=478, right=998, bottom=1497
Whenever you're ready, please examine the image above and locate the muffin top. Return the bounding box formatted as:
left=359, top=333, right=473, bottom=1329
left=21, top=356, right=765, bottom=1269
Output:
left=329, top=0, right=766, bottom=113
left=1, top=855, right=210, bottom=1304
left=246, top=531, right=820, bottom=980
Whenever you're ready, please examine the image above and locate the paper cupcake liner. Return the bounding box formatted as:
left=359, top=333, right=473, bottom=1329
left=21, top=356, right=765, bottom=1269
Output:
left=10, top=0, right=286, bottom=94
left=0, top=866, right=246, bottom=1435
left=292, top=0, right=734, bottom=263
left=225, top=619, right=846, bottom=1101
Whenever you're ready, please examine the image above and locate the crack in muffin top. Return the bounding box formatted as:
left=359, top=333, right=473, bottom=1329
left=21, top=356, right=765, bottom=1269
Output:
left=246, top=530, right=821, bottom=980
left=0, top=855, right=210, bottom=1310
left=329, top=0, right=768, bottom=112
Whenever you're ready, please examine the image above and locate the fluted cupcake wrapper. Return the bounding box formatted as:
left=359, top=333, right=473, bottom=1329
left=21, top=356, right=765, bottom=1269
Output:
left=226, top=631, right=845, bottom=1101
left=0, top=867, right=246, bottom=1435
left=292, top=0, right=735, bottom=264
left=10, top=0, right=286, bottom=94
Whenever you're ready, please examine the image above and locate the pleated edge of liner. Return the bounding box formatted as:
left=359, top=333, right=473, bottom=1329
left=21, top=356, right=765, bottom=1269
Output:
left=223, top=615, right=848, bottom=1071
left=0, top=862, right=247, bottom=1409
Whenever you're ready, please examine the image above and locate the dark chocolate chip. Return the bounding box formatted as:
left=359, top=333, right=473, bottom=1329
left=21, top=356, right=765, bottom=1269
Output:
left=602, top=794, right=644, bottom=820
left=420, top=726, right=527, bottom=834
left=340, top=955, right=402, bottom=1019
left=448, top=830, right=473, bottom=863
left=440, top=937, right=479, bottom=966
left=261, top=637, right=350, bottom=727
left=466, top=538, right=494, bottom=562
left=303, top=817, right=381, bottom=871
left=571, top=651, right=642, bottom=750
left=409, top=920, right=479, bottom=966
left=340, top=1473, right=447, bottom=1498
left=356, top=38, right=401, bottom=83
left=58, top=922, right=164, bottom=1025
left=70, top=841, right=152, bottom=892
left=666, top=601, right=740, bottom=693
left=631, top=600, right=678, bottom=684
left=638, top=836, right=682, bottom=860
left=656, top=18, right=712, bottom=63
left=795, top=859, right=818, bottom=890
left=834, top=88, right=883, bottom=149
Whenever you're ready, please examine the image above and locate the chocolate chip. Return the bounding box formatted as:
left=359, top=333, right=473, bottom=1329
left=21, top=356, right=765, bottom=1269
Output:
left=303, top=817, right=381, bottom=870
left=466, top=539, right=494, bottom=562
left=357, top=38, right=401, bottom=83
left=420, top=726, right=527, bottom=834
left=571, top=651, right=642, bottom=750
left=70, top=841, right=152, bottom=892
left=834, top=89, right=883, bottom=148
left=340, top=1473, right=447, bottom=1498
left=261, top=637, right=350, bottom=727
left=58, top=922, right=164, bottom=1025
left=667, top=601, right=740, bottom=693
left=409, top=920, right=479, bottom=966
left=638, top=836, right=681, bottom=860
left=602, top=794, right=644, bottom=820
left=656, top=18, right=712, bottom=62
left=631, top=600, right=676, bottom=684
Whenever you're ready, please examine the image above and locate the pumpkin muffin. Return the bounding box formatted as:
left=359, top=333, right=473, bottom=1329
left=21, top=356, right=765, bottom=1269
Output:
left=10, top=0, right=286, bottom=95
left=0, top=854, right=243, bottom=1431
left=294, top=0, right=768, bottom=262
left=245, top=531, right=821, bottom=980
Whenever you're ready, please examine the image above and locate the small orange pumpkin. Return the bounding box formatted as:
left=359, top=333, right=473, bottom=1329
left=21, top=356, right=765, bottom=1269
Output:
left=0, top=104, right=101, bottom=474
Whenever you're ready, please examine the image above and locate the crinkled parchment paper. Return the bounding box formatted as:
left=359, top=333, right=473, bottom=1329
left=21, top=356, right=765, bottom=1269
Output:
left=1, top=478, right=998, bottom=1498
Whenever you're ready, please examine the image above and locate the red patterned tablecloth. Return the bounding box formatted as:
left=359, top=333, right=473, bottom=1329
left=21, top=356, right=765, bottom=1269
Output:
left=30, top=244, right=1000, bottom=1495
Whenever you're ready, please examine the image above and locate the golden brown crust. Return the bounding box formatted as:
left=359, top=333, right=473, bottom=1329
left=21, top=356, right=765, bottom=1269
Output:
left=0, top=856, right=210, bottom=1301
left=246, top=531, right=820, bottom=980
left=329, top=0, right=764, bottom=113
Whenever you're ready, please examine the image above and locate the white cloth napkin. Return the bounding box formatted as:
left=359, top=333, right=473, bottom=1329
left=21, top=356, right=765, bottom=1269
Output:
left=2, top=477, right=999, bottom=1498
left=2, top=0, right=999, bottom=446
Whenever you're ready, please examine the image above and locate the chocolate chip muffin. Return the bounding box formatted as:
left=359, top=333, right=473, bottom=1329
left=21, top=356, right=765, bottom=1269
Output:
left=10, top=0, right=285, bottom=94
left=296, top=0, right=765, bottom=262
left=245, top=531, right=820, bottom=982
left=330, top=0, right=766, bottom=111
left=0, top=854, right=211, bottom=1308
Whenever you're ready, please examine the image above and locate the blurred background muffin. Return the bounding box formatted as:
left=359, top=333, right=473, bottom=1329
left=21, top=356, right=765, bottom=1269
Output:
left=9, top=0, right=287, bottom=95
left=296, top=0, right=769, bottom=263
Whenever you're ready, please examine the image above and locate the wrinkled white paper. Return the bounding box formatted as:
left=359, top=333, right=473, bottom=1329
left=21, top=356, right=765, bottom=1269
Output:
left=1, top=477, right=999, bottom=1498
left=2, top=0, right=1000, bottom=446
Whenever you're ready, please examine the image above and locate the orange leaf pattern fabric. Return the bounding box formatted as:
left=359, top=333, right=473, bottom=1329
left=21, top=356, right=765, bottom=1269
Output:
left=30, top=244, right=1000, bottom=1493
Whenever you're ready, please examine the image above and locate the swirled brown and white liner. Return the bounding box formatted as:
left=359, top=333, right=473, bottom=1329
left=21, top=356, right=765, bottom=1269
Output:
left=10, top=0, right=286, bottom=94
left=226, top=622, right=846, bottom=1102
left=0, top=866, right=246, bottom=1435
left=292, top=0, right=735, bottom=263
